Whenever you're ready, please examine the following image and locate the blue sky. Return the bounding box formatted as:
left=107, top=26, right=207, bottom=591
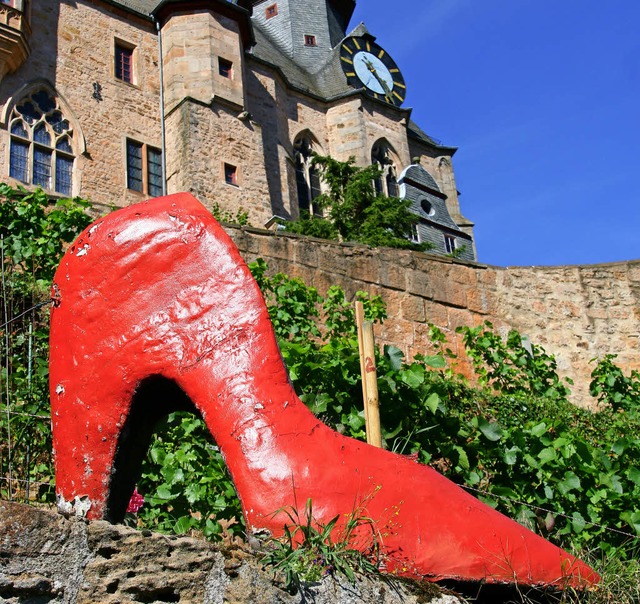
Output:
left=351, top=1, right=640, bottom=266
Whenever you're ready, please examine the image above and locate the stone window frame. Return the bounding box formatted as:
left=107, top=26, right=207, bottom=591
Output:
left=125, top=138, right=163, bottom=197
left=303, top=35, right=317, bottom=47
left=218, top=57, right=233, bottom=79
left=293, top=131, right=323, bottom=218
left=265, top=3, right=277, bottom=19
left=223, top=162, right=238, bottom=187
left=113, top=38, right=137, bottom=86
left=7, top=88, right=75, bottom=196
left=371, top=140, right=399, bottom=198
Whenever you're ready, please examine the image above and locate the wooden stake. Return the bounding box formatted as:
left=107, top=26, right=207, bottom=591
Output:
left=362, top=320, right=382, bottom=448
left=355, top=301, right=370, bottom=442
left=355, top=301, right=382, bottom=448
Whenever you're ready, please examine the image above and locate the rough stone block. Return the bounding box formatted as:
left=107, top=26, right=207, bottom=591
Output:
left=431, top=278, right=467, bottom=309
left=378, top=261, right=407, bottom=291
left=406, top=269, right=434, bottom=298
left=292, top=239, right=319, bottom=268
left=401, top=296, right=426, bottom=323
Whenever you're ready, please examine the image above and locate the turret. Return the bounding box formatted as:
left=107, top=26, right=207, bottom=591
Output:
left=0, top=0, right=30, bottom=82
left=153, top=0, right=254, bottom=112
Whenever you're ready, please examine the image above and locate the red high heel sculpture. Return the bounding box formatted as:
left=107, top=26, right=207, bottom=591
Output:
left=50, top=193, right=597, bottom=589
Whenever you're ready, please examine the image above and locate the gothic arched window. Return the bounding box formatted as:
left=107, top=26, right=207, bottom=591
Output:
left=371, top=141, right=398, bottom=198
left=8, top=89, right=74, bottom=196
left=294, top=133, right=322, bottom=217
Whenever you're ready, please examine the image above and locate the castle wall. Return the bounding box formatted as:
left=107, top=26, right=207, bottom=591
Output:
left=164, top=98, right=274, bottom=224
left=226, top=225, right=640, bottom=407
left=161, top=9, right=246, bottom=112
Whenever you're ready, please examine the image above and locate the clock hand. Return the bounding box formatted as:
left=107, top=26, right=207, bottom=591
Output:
left=363, top=57, right=394, bottom=102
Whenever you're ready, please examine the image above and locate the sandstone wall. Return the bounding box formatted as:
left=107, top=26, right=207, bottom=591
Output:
left=0, top=502, right=460, bottom=604
left=225, top=226, right=640, bottom=407
left=0, top=0, right=161, bottom=209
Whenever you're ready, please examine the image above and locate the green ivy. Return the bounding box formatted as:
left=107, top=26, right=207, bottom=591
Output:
left=285, top=154, right=431, bottom=251
left=590, top=354, right=640, bottom=413
left=0, top=185, right=92, bottom=501
left=137, top=412, right=243, bottom=539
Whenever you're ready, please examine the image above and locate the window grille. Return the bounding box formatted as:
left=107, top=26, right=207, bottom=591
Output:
left=115, top=44, right=134, bottom=84
left=126, top=139, right=163, bottom=196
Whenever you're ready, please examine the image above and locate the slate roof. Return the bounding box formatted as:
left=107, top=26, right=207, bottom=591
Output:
left=106, top=0, right=248, bottom=17
left=407, top=121, right=457, bottom=153
left=399, top=164, right=469, bottom=234
left=105, top=0, right=160, bottom=17
left=249, top=21, right=357, bottom=100
left=400, top=164, right=442, bottom=194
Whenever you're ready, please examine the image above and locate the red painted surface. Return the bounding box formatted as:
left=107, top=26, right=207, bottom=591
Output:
left=50, top=193, right=598, bottom=588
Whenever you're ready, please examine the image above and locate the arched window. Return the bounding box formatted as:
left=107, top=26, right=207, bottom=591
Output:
left=294, top=133, right=322, bottom=217
left=371, top=141, right=398, bottom=197
left=8, top=89, right=74, bottom=196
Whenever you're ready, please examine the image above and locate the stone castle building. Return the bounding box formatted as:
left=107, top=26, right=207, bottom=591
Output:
left=0, top=0, right=476, bottom=260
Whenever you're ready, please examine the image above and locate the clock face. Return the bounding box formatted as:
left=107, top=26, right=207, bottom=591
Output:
left=340, top=36, right=406, bottom=106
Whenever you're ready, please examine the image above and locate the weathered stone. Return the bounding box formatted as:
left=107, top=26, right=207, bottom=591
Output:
left=401, top=297, right=426, bottom=323
left=0, top=502, right=464, bottom=604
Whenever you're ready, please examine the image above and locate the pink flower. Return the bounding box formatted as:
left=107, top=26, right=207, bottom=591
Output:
left=127, top=487, right=144, bottom=514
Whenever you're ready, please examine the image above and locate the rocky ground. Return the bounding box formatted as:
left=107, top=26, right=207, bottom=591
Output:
left=0, top=501, right=463, bottom=604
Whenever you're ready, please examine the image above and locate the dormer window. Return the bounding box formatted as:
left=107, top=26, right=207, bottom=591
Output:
left=265, top=3, right=277, bottom=19
left=444, top=234, right=457, bottom=254
left=420, top=198, right=435, bottom=217
left=304, top=35, right=317, bottom=47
